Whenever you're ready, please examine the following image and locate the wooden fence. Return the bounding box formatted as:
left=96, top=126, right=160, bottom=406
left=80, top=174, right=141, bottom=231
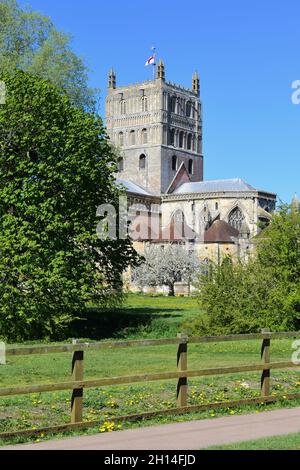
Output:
left=1, top=330, right=300, bottom=439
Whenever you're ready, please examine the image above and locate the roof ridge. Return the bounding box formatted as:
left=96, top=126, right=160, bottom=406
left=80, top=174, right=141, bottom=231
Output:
left=173, top=178, right=257, bottom=194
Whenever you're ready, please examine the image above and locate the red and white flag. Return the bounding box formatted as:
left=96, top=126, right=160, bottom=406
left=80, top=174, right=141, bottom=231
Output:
left=145, top=55, right=155, bottom=66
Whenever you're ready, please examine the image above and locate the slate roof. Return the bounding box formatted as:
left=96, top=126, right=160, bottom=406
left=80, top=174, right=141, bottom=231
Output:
left=204, top=220, right=240, bottom=243
left=173, top=178, right=256, bottom=195
left=116, top=179, right=153, bottom=196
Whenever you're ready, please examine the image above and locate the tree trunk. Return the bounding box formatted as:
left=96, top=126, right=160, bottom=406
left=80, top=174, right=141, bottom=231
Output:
left=168, top=283, right=175, bottom=296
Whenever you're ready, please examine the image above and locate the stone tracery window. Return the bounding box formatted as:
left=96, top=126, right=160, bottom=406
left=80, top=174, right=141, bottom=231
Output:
left=228, top=207, right=244, bottom=231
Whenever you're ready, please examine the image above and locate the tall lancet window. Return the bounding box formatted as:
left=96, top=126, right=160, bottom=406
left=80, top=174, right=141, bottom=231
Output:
left=169, top=128, right=175, bottom=146
left=120, top=100, right=126, bottom=115
left=186, top=101, right=192, bottom=117
left=118, top=157, right=124, bottom=172
left=170, top=96, right=176, bottom=113
left=179, top=131, right=184, bottom=148
left=130, top=130, right=135, bottom=146
left=172, top=155, right=177, bottom=171
left=141, top=128, right=148, bottom=144
left=139, top=154, right=146, bottom=170
left=141, top=96, right=148, bottom=112
left=118, top=132, right=124, bottom=147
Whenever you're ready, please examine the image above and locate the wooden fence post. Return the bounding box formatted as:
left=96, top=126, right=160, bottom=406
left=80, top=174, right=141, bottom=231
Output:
left=261, top=328, right=271, bottom=397
left=177, top=333, right=189, bottom=407
left=71, top=340, right=84, bottom=423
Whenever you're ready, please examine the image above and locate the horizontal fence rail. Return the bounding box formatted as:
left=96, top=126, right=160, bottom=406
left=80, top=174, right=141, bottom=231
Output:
left=0, top=361, right=297, bottom=398
left=1, top=329, right=300, bottom=440
left=6, top=331, right=300, bottom=356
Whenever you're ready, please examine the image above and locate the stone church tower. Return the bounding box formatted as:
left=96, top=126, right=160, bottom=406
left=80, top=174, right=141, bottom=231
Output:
left=105, top=62, right=204, bottom=194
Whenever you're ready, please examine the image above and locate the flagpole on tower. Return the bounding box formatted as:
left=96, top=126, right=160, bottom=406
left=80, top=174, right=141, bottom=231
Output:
left=145, top=46, right=157, bottom=79
left=152, top=46, right=156, bottom=80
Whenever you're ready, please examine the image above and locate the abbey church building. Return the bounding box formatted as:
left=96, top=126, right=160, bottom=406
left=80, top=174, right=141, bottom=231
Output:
left=105, top=61, right=277, bottom=269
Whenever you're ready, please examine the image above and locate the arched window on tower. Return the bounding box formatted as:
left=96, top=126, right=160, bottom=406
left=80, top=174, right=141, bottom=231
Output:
left=188, top=159, right=194, bottom=175
left=141, top=128, right=148, bottom=144
left=169, top=128, right=175, bottom=146
left=118, top=132, right=124, bottom=147
left=139, top=154, right=146, bottom=170
left=141, top=96, right=148, bottom=112
left=172, top=155, right=177, bottom=171
left=187, top=133, right=192, bottom=150
left=118, top=157, right=124, bottom=172
left=179, top=131, right=184, bottom=148
left=130, top=130, right=135, bottom=146
left=186, top=101, right=192, bottom=117
left=120, top=100, right=126, bottom=115
left=170, top=96, right=176, bottom=113
left=228, top=207, right=245, bottom=231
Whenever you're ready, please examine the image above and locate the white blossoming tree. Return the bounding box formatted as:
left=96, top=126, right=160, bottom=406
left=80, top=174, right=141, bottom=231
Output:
left=132, top=244, right=203, bottom=296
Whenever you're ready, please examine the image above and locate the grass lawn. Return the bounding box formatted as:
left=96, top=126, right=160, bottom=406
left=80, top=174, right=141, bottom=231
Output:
left=205, top=432, right=300, bottom=450
left=1, top=293, right=300, bottom=447
left=68, top=292, right=201, bottom=340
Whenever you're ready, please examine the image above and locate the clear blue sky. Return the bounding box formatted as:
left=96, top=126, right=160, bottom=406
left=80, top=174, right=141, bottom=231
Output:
left=21, top=0, right=300, bottom=203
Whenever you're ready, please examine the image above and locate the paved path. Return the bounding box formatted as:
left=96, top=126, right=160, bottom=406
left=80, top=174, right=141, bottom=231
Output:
left=2, top=407, right=300, bottom=450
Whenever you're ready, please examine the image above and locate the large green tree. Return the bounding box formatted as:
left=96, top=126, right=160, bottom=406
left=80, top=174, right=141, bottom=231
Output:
left=0, top=71, right=138, bottom=341
left=0, top=0, right=96, bottom=109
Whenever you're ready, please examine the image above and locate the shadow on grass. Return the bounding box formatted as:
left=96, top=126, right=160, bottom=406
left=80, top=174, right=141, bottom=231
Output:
left=68, top=306, right=184, bottom=341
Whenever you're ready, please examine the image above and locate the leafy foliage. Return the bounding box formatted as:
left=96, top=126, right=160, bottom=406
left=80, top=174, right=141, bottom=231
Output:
left=0, top=0, right=96, bottom=109
left=0, top=70, right=138, bottom=341
left=187, top=205, right=300, bottom=334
